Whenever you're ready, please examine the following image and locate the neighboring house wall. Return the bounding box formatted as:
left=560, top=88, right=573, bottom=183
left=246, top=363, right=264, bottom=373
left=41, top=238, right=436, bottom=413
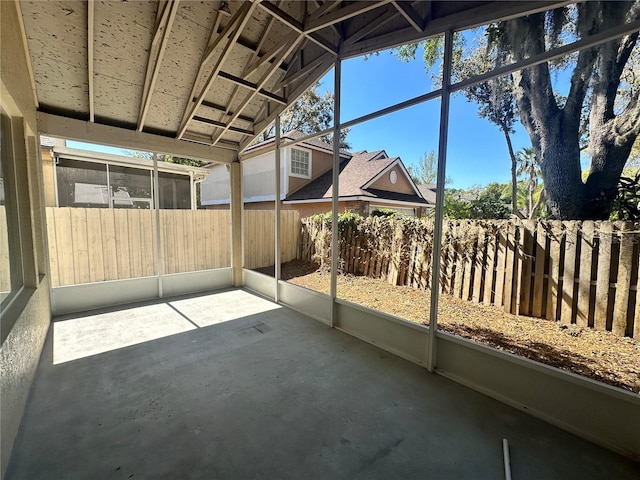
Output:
left=201, top=145, right=334, bottom=206
left=369, top=164, right=416, bottom=195
left=286, top=147, right=333, bottom=196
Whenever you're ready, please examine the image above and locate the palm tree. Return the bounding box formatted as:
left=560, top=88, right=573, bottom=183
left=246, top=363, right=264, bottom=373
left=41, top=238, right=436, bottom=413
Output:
left=516, top=147, right=544, bottom=219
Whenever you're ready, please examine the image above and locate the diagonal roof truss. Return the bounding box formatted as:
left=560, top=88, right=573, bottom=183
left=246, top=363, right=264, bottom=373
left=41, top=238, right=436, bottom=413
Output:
left=20, top=0, right=572, bottom=161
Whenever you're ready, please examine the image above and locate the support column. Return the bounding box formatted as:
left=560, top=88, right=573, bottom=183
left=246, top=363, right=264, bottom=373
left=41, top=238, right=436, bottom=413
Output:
left=330, top=57, right=341, bottom=327
left=274, top=116, right=282, bottom=302
left=153, top=154, right=163, bottom=297
left=428, top=30, right=454, bottom=372
left=230, top=161, right=243, bottom=287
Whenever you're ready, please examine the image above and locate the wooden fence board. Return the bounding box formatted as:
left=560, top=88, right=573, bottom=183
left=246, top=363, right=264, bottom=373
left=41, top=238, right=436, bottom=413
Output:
left=595, top=222, right=613, bottom=331
left=127, top=210, right=142, bottom=278
left=546, top=221, right=562, bottom=321
left=462, top=222, right=474, bottom=301
left=561, top=221, right=578, bottom=324
left=70, top=208, right=90, bottom=284
left=472, top=225, right=485, bottom=303
left=531, top=222, right=547, bottom=317
left=86, top=209, right=105, bottom=283
left=100, top=209, right=118, bottom=281
left=504, top=223, right=516, bottom=313
left=483, top=228, right=496, bottom=305
left=513, top=222, right=525, bottom=315
left=613, top=222, right=633, bottom=336
left=494, top=227, right=507, bottom=308
left=44, top=208, right=60, bottom=287
left=55, top=208, right=75, bottom=286
left=576, top=221, right=594, bottom=327
left=519, top=220, right=535, bottom=315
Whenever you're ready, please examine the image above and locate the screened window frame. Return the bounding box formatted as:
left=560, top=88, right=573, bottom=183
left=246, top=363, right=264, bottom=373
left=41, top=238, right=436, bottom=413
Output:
left=54, top=156, right=194, bottom=210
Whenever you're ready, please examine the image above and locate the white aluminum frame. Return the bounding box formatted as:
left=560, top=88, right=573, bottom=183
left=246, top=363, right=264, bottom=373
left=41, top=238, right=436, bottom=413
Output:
left=245, top=13, right=640, bottom=461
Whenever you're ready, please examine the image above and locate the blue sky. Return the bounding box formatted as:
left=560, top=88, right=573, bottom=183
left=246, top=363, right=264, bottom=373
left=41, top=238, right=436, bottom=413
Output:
left=321, top=47, right=534, bottom=190
left=69, top=43, right=539, bottom=191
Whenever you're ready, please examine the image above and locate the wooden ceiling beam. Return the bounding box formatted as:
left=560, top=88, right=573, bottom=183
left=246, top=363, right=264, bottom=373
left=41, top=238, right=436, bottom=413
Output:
left=137, top=0, right=180, bottom=131
left=305, top=1, right=391, bottom=34
left=198, top=99, right=255, bottom=124
left=211, top=31, right=305, bottom=146
left=193, top=116, right=253, bottom=136
left=391, top=1, right=424, bottom=33
left=38, top=112, right=238, bottom=162
left=88, top=0, right=95, bottom=122
left=240, top=56, right=335, bottom=152
left=258, top=2, right=339, bottom=55
left=177, top=1, right=258, bottom=139
left=343, top=6, right=398, bottom=46
left=218, top=71, right=287, bottom=104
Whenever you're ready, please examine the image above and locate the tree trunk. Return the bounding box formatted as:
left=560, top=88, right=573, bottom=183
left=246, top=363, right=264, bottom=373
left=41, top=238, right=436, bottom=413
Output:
left=503, top=3, right=640, bottom=220
left=501, top=127, right=525, bottom=219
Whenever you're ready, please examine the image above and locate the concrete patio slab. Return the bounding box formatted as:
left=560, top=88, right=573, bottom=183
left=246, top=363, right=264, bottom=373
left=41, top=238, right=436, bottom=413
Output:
left=6, top=289, right=639, bottom=479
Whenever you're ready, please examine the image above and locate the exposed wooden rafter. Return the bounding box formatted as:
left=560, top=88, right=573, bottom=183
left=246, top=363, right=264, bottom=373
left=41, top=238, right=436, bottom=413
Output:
left=218, top=71, right=287, bottom=104
left=343, top=5, right=399, bottom=46
left=305, top=0, right=391, bottom=34
left=193, top=116, right=254, bottom=136
left=88, top=0, right=95, bottom=121
left=211, top=31, right=305, bottom=146
left=138, top=0, right=180, bottom=131
left=199, top=99, right=255, bottom=124
left=177, top=1, right=258, bottom=139
left=240, top=56, right=335, bottom=152
left=307, top=0, right=341, bottom=23
left=391, top=1, right=423, bottom=33
left=258, top=2, right=339, bottom=55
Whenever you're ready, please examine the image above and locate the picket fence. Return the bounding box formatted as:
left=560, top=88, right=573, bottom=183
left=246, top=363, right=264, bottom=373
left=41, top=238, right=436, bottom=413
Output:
left=299, top=217, right=640, bottom=338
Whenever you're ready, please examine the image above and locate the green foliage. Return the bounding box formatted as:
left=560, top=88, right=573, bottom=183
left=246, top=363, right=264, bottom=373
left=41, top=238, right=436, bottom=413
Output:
left=610, top=173, right=640, bottom=221
left=443, top=183, right=510, bottom=219
left=258, top=82, right=351, bottom=149
left=443, top=190, right=472, bottom=219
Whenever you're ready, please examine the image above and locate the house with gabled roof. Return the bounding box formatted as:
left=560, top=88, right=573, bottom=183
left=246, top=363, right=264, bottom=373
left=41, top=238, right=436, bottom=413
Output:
left=201, top=130, right=432, bottom=218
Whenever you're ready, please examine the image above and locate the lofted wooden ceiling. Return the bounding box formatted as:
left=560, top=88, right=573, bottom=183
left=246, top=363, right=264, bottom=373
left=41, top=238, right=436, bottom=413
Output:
left=20, top=1, right=567, bottom=157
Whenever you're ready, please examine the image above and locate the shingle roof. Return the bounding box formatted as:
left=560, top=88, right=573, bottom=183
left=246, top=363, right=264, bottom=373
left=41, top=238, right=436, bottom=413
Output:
left=287, top=150, right=427, bottom=205
left=243, top=130, right=351, bottom=157
left=417, top=184, right=437, bottom=205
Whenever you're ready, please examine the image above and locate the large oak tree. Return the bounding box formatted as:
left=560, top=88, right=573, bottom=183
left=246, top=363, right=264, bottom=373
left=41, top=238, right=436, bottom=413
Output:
left=399, top=1, right=640, bottom=219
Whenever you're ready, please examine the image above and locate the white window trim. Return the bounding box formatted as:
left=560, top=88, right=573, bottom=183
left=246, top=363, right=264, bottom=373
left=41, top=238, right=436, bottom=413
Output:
left=287, top=146, right=312, bottom=179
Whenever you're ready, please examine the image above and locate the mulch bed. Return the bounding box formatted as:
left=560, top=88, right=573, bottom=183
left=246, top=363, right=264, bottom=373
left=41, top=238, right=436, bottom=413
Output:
left=256, top=259, right=640, bottom=394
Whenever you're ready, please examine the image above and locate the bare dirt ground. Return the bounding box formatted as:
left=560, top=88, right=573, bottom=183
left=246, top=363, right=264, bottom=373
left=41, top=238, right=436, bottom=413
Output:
left=257, top=259, right=640, bottom=394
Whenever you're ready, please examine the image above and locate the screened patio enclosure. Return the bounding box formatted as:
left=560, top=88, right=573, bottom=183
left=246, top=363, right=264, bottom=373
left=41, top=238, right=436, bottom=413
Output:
left=2, top=1, right=640, bottom=477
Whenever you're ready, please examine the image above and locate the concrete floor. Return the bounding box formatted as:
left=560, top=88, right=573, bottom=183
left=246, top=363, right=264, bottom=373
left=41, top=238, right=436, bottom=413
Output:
left=7, top=289, right=640, bottom=480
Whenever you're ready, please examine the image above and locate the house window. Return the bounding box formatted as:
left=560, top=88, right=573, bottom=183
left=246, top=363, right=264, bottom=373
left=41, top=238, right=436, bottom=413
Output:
left=290, top=148, right=311, bottom=178
left=0, top=112, right=24, bottom=310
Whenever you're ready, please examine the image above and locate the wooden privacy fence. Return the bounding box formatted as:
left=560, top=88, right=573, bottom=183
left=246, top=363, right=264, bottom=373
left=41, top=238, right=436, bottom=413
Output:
left=244, top=210, right=300, bottom=270
left=46, top=207, right=231, bottom=287
left=299, top=216, right=640, bottom=338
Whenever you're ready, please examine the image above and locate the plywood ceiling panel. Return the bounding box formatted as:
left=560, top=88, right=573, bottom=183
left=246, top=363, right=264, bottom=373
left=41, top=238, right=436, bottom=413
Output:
left=18, top=0, right=568, bottom=152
